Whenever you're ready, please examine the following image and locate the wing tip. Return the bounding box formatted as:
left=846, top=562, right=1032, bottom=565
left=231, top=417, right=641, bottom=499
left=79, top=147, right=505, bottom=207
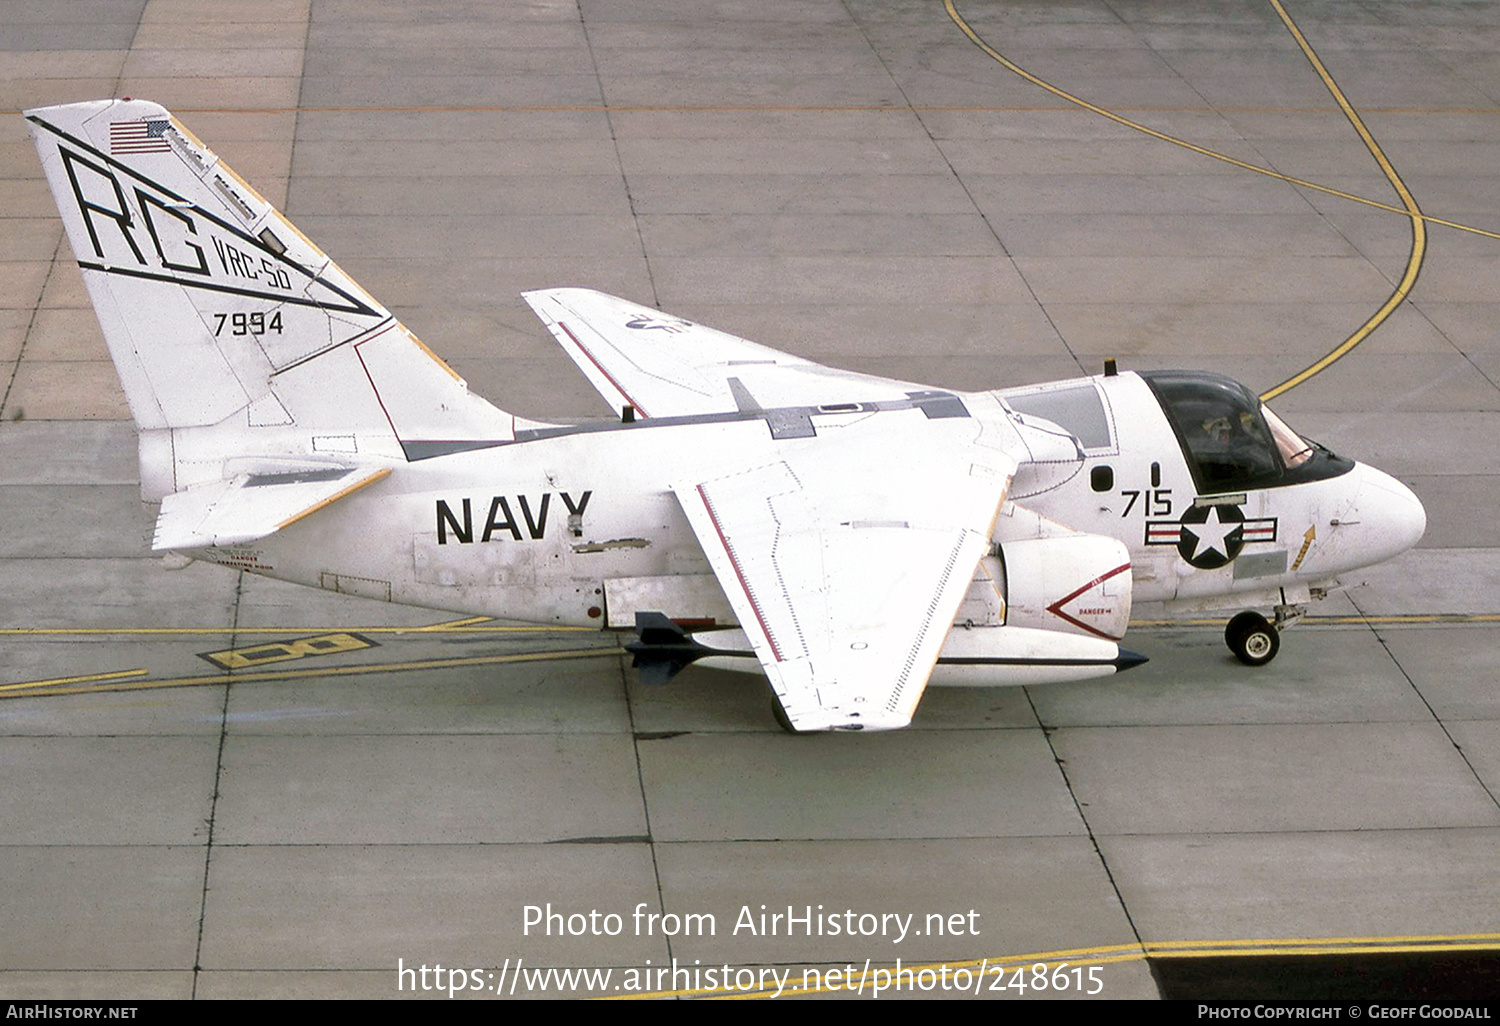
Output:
left=782, top=707, right=914, bottom=733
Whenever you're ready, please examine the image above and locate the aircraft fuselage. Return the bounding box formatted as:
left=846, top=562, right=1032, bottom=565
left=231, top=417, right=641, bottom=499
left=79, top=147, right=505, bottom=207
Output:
left=194, top=370, right=1423, bottom=642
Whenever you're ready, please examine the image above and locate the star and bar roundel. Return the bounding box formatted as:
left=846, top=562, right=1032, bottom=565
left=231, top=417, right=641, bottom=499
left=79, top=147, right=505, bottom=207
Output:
left=1145, top=502, right=1277, bottom=570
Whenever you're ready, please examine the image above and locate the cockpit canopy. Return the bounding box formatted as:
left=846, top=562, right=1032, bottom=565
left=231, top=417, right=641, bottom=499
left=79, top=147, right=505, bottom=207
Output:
left=1140, top=371, right=1352, bottom=493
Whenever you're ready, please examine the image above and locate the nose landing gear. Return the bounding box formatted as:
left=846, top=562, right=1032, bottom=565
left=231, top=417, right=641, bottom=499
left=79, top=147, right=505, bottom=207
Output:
left=1224, top=602, right=1304, bottom=666
left=1225, top=611, right=1278, bottom=665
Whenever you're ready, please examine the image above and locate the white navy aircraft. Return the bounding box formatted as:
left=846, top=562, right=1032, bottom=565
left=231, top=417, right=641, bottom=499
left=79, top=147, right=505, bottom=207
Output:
left=26, top=99, right=1426, bottom=731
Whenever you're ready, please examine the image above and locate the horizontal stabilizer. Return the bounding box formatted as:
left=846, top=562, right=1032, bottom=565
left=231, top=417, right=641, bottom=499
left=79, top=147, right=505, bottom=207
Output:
left=153, top=466, right=390, bottom=551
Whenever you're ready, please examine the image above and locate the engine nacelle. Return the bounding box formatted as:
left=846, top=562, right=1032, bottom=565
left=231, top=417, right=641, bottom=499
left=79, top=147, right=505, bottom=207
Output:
left=998, top=535, right=1133, bottom=640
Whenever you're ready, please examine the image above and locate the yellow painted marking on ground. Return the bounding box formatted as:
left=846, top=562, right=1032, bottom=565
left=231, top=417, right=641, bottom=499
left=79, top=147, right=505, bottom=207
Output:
left=1133, top=613, right=1500, bottom=628
left=941, top=2, right=1436, bottom=225
left=945, top=0, right=1442, bottom=401
left=10, top=611, right=1490, bottom=695
left=0, top=647, right=625, bottom=701
left=202, top=631, right=373, bottom=670
left=736, top=952, right=1144, bottom=1002
left=0, top=624, right=586, bottom=636
left=1149, top=931, right=1500, bottom=954
left=1258, top=0, right=1426, bottom=400
left=599, top=955, right=1089, bottom=1001
left=2, top=613, right=1495, bottom=639
left=1160, top=942, right=1500, bottom=959
left=412, top=615, right=495, bottom=631
left=611, top=931, right=1500, bottom=1000
left=0, top=668, right=148, bottom=693
left=21, top=103, right=1500, bottom=115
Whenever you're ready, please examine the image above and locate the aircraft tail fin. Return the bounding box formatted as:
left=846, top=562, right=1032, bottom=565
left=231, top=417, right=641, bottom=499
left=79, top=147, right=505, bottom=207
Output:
left=25, top=99, right=515, bottom=492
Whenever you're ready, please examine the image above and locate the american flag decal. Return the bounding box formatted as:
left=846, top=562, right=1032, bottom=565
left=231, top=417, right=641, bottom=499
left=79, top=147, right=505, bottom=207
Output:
left=110, top=118, right=172, bottom=154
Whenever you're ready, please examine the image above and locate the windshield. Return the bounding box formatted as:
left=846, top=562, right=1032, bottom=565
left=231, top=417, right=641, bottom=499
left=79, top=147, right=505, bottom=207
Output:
left=1139, top=370, right=1350, bottom=492
left=1261, top=404, right=1313, bottom=468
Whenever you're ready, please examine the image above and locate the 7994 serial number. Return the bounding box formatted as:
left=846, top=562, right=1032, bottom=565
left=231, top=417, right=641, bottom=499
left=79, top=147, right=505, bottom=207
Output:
left=212, top=311, right=284, bottom=337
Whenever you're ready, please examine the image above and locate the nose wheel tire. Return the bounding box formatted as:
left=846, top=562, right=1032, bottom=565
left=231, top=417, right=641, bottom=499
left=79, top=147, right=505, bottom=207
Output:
left=1225, top=611, right=1280, bottom=667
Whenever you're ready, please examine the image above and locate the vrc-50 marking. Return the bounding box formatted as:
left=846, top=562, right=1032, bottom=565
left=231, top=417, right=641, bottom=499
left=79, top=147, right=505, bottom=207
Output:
left=26, top=100, right=1426, bottom=732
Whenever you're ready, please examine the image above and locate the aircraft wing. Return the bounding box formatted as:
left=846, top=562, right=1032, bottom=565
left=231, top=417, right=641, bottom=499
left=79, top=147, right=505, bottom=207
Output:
left=524, top=287, right=930, bottom=417
left=153, top=466, right=390, bottom=551
left=672, top=411, right=1014, bottom=731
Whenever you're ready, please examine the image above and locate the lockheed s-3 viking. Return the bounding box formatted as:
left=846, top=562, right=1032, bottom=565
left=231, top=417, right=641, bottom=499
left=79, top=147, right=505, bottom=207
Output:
left=25, top=100, right=1426, bottom=731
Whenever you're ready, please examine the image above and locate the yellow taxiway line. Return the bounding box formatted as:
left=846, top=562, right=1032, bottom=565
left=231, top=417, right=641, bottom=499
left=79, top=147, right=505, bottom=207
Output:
left=0, top=667, right=149, bottom=693
left=1134, top=613, right=1500, bottom=628
left=606, top=931, right=1500, bottom=1000
left=0, top=623, right=589, bottom=636
left=12, top=103, right=1500, bottom=115
left=943, top=0, right=1456, bottom=403
left=1258, top=0, right=1425, bottom=401
left=3, top=612, right=1495, bottom=696
left=6, top=613, right=1493, bottom=640
left=0, top=646, right=625, bottom=700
